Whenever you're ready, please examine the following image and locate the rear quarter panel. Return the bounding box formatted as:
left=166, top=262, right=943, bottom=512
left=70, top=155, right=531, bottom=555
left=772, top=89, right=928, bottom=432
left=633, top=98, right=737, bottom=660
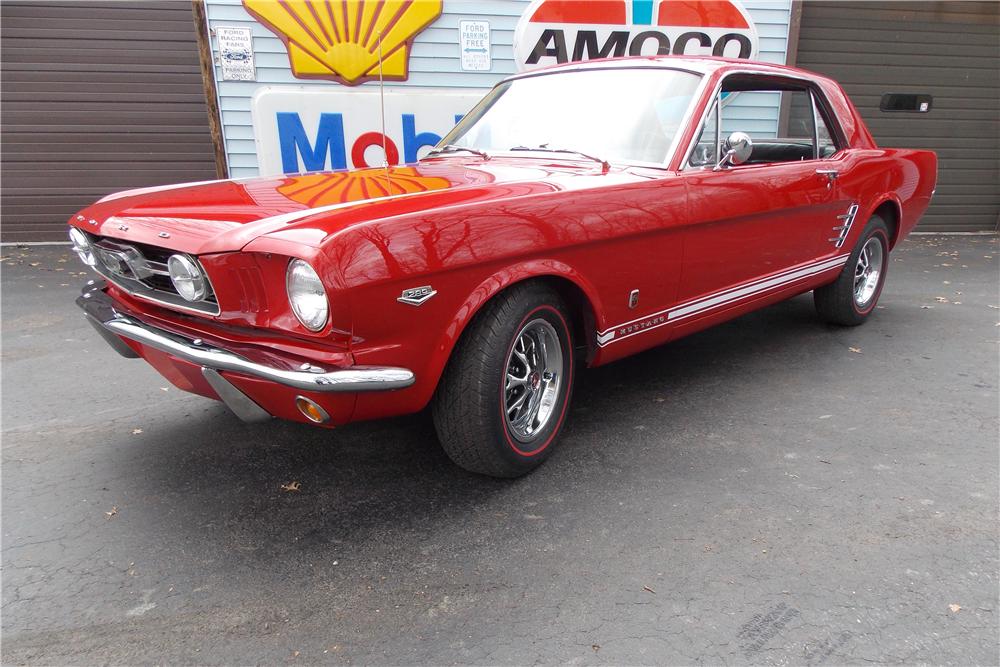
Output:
left=834, top=148, right=937, bottom=247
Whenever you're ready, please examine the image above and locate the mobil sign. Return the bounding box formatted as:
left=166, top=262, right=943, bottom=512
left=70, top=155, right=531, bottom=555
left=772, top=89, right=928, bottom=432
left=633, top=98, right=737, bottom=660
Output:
left=251, top=87, right=480, bottom=176
left=513, top=0, right=760, bottom=69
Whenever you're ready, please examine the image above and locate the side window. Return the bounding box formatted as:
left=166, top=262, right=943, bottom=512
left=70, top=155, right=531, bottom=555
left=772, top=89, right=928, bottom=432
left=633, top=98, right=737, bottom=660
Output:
left=784, top=90, right=817, bottom=148
left=781, top=89, right=839, bottom=160
left=685, top=77, right=842, bottom=169
left=814, top=100, right=837, bottom=157
left=687, top=98, right=719, bottom=167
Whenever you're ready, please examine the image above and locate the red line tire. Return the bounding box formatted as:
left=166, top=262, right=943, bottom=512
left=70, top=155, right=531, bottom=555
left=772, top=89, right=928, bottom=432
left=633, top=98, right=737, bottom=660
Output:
left=815, top=214, right=890, bottom=326
left=432, top=282, right=575, bottom=478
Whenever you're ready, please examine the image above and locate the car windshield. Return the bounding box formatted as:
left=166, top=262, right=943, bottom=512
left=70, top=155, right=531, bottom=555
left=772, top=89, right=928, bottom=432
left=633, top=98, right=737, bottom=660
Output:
left=438, top=68, right=702, bottom=166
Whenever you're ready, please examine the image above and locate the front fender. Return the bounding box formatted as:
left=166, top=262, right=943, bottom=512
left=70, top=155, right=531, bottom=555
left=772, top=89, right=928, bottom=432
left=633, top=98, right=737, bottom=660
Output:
left=350, top=259, right=604, bottom=421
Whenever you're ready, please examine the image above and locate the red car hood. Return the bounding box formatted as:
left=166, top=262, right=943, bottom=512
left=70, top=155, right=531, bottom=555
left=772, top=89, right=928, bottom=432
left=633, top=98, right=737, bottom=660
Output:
left=73, top=159, right=630, bottom=255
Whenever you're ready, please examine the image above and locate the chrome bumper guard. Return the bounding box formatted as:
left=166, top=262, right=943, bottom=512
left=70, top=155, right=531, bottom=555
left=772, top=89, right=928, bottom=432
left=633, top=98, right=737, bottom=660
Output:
left=76, top=282, right=416, bottom=395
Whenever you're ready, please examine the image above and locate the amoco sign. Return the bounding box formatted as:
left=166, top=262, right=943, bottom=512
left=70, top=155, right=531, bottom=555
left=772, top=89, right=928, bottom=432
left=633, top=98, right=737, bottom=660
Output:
left=513, top=0, right=760, bottom=71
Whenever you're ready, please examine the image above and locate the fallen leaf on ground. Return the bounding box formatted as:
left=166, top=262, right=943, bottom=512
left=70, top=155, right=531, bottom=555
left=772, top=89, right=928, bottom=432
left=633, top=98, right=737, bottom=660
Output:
left=949, top=604, right=961, bottom=613
left=592, top=645, right=601, bottom=652
left=105, top=506, right=118, bottom=519
left=849, top=347, right=862, bottom=354
left=281, top=481, right=301, bottom=492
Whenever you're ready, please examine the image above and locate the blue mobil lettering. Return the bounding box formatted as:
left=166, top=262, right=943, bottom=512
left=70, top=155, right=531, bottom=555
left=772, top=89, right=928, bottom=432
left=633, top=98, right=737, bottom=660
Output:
left=276, top=112, right=464, bottom=173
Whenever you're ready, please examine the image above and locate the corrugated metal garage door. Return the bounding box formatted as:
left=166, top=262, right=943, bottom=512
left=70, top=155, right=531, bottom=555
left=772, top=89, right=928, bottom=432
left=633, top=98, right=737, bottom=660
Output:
left=1, top=1, right=219, bottom=243
left=794, top=1, right=999, bottom=232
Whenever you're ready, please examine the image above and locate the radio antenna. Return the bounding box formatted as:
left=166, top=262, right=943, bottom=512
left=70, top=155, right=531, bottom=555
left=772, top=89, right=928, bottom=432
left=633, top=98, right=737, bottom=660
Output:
left=377, top=30, right=390, bottom=182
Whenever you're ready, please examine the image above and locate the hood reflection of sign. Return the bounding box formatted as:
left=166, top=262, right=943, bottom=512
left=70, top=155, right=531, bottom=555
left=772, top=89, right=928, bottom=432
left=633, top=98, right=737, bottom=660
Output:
left=513, top=0, right=759, bottom=71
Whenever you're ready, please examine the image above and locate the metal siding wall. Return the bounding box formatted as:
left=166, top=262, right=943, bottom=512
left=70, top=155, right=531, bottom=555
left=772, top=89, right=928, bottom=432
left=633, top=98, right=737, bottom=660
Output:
left=794, top=1, right=999, bottom=232
left=1, top=1, right=218, bottom=243
left=205, top=0, right=792, bottom=178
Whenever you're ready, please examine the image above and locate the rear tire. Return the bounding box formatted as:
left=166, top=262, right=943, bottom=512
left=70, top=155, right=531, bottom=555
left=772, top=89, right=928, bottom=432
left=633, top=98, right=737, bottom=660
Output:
left=814, top=214, right=890, bottom=326
left=432, top=282, right=575, bottom=478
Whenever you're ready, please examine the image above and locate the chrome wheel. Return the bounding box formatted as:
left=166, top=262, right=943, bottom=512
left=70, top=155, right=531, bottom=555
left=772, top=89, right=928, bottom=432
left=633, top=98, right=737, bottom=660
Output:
left=853, top=237, right=884, bottom=308
left=504, top=318, right=564, bottom=443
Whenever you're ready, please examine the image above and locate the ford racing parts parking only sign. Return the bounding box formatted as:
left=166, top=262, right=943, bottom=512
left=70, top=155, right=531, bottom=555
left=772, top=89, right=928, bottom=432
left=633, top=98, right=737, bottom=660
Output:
left=216, top=26, right=256, bottom=81
left=513, top=0, right=759, bottom=70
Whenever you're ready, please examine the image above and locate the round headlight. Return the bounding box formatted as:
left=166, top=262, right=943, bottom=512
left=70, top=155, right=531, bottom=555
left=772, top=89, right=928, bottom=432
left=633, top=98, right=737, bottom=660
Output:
left=69, top=227, right=96, bottom=267
left=167, top=254, right=207, bottom=302
left=286, top=259, right=328, bottom=332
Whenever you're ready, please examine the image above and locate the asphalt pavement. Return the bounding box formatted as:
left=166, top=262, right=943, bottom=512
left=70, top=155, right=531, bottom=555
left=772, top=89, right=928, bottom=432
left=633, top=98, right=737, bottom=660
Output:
left=2, top=236, right=998, bottom=665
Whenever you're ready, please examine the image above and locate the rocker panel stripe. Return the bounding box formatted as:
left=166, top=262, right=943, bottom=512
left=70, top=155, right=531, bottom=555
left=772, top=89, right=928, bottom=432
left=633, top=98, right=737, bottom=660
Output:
left=596, top=254, right=850, bottom=347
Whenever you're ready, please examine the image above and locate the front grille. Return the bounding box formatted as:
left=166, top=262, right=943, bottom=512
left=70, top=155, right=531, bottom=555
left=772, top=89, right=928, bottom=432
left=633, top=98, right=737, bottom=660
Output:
left=86, top=232, right=220, bottom=316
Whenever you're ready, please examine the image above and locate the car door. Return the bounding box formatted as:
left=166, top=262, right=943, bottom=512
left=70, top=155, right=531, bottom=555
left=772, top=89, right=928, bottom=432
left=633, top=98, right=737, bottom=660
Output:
left=675, top=78, right=855, bottom=322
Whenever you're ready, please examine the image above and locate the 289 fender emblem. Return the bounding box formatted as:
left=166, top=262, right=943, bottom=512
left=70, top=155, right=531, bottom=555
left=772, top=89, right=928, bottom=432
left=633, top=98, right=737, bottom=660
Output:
left=398, top=285, right=437, bottom=306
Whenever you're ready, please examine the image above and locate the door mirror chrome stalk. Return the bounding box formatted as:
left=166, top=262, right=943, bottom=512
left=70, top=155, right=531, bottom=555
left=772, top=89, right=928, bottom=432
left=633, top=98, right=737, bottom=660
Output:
left=713, top=131, right=753, bottom=171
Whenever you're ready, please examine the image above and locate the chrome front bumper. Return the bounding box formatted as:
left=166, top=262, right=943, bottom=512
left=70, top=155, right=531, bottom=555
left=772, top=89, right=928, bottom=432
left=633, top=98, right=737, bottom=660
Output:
left=76, top=282, right=416, bottom=394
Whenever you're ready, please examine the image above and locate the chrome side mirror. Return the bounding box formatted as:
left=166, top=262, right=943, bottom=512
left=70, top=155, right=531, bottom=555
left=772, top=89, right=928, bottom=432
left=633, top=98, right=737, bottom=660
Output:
left=713, top=131, right=753, bottom=171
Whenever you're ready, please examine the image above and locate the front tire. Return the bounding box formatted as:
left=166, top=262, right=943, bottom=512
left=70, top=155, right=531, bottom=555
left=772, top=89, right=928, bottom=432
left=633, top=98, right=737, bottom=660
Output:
left=815, top=215, right=890, bottom=326
left=432, top=283, right=575, bottom=478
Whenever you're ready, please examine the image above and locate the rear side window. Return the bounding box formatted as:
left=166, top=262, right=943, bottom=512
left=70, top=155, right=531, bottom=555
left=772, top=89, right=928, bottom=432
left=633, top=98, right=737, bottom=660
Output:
left=784, top=89, right=838, bottom=158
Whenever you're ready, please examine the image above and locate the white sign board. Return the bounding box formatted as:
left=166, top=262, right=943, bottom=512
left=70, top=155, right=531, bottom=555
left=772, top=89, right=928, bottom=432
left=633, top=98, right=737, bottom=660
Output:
left=216, top=26, right=256, bottom=81
left=460, top=20, right=492, bottom=71
left=251, top=87, right=483, bottom=175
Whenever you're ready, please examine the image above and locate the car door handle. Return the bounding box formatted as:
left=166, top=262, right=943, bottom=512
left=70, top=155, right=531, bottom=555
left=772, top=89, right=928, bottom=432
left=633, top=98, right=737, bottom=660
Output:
left=816, top=169, right=839, bottom=189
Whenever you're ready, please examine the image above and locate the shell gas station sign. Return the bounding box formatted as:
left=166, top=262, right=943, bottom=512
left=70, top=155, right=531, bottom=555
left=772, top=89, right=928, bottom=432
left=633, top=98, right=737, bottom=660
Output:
left=243, top=0, right=443, bottom=86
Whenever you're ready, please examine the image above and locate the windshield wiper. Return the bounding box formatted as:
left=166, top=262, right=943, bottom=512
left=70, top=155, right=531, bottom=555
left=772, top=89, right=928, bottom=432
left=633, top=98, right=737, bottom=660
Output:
left=509, top=146, right=610, bottom=172
left=425, top=144, right=490, bottom=160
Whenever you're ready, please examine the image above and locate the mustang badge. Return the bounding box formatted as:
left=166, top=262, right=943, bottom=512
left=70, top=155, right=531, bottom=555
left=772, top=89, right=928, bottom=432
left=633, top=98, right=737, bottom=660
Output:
left=243, top=0, right=443, bottom=86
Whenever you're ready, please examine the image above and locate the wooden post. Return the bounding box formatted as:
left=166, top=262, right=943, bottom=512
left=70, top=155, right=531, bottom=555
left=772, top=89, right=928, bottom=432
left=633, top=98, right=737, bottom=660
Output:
left=191, top=0, right=229, bottom=179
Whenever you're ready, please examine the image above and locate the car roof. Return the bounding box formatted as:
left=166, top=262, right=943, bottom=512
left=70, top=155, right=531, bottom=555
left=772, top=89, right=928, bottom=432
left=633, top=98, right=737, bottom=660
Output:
left=504, top=55, right=830, bottom=84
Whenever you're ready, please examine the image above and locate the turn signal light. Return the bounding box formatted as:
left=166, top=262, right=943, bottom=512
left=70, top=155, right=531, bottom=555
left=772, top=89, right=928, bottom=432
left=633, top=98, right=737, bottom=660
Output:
left=295, top=396, right=329, bottom=424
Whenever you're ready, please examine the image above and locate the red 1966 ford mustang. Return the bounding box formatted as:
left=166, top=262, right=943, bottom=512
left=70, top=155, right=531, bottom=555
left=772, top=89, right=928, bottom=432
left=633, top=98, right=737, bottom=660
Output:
left=70, top=57, right=936, bottom=477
